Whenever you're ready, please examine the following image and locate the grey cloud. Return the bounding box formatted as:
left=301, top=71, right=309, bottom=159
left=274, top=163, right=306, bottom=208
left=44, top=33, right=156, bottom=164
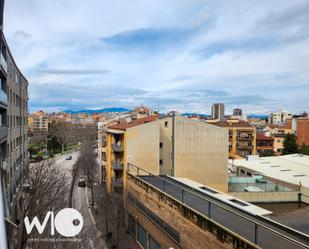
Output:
left=14, top=30, right=32, bottom=39
left=36, top=69, right=110, bottom=75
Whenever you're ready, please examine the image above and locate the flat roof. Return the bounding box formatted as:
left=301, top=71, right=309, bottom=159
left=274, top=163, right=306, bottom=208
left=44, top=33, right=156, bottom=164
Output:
left=230, top=154, right=309, bottom=188
left=170, top=176, right=272, bottom=216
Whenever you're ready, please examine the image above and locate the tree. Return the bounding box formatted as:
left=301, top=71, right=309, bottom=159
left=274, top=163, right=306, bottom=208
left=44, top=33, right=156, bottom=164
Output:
left=299, top=143, right=309, bottom=155
left=19, top=159, right=68, bottom=249
left=282, top=133, right=298, bottom=155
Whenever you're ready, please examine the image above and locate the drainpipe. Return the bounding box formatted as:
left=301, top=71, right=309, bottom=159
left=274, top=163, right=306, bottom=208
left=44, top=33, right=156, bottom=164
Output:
left=171, top=112, right=175, bottom=176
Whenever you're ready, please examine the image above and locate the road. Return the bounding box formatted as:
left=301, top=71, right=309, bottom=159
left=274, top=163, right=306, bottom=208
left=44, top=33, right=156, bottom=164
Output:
left=139, top=175, right=309, bottom=249
left=54, top=152, right=106, bottom=249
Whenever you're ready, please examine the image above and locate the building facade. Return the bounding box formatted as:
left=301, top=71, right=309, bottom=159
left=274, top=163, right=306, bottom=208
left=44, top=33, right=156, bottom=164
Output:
left=256, top=132, right=274, bottom=156
left=0, top=1, right=29, bottom=248
left=211, top=120, right=256, bottom=159
left=28, top=110, right=48, bottom=135
left=160, top=113, right=228, bottom=192
left=211, top=103, right=225, bottom=120
left=295, top=117, right=309, bottom=146
left=269, top=110, right=292, bottom=125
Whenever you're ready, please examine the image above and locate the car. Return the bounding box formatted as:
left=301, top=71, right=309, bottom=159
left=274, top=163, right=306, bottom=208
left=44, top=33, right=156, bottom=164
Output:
left=65, top=155, right=72, bottom=160
left=78, top=178, right=86, bottom=187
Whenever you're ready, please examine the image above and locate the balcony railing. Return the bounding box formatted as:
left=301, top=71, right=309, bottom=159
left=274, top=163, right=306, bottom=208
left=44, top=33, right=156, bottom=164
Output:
left=0, top=125, right=7, bottom=141
left=113, top=178, right=123, bottom=188
left=112, top=160, right=123, bottom=170
left=0, top=53, right=8, bottom=74
left=0, top=89, right=8, bottom=105
left=112, top=143, right=123, bottom=152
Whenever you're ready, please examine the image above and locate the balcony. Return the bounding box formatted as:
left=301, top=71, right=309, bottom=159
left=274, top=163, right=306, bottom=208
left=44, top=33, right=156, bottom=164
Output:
left=1, top=156, right=8, bottom=171
left=0, top=53, right=8, bottom=75
left=0, top=125, right=7, bottom=141
left=112, top=143, right=123, bottom=152
left=236, top=136, right=253, bottom=141
left=112, top=160, right=123, bottom=170
left=102, top=139, right=106, bottom=147
left=0, top=89, right=8, bottom=105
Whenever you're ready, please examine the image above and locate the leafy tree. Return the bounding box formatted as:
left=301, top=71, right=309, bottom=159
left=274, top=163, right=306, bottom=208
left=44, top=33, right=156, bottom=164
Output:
left=282, top=133, right=298, bottom=155
left=299, top=143, right=309, bottom=155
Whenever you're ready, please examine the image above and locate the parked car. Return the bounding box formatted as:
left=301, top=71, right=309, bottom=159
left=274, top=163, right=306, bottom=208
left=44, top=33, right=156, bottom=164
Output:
left=78, top=178, right=86, bottom=187
left=65, top=155, right=72, bottom=160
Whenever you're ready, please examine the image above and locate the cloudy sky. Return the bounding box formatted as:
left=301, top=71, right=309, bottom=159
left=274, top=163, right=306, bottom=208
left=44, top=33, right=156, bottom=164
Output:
left=3, top=0, right=309, bottom=114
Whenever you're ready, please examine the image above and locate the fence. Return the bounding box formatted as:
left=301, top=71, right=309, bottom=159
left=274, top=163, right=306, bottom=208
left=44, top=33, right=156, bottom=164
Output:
left=127, top=163, right=309, bottom=249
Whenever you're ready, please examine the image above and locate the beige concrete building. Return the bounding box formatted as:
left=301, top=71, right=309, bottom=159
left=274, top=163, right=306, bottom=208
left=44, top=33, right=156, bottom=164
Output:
left=210, top=120, right=256, bottom=159
left=99, top=112, right=229, bottom=193
left=160, top=113, right=228, bottom=192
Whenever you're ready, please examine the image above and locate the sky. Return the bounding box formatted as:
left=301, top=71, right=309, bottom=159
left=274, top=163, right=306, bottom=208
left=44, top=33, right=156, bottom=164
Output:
left=3, top=0, right=309, bottom=114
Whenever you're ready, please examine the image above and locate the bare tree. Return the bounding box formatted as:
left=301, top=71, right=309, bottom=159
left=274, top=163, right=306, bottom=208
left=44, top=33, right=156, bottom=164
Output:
left=19, top=159, right=68, bottom=249
left=49, top=121, right=97, bottom=154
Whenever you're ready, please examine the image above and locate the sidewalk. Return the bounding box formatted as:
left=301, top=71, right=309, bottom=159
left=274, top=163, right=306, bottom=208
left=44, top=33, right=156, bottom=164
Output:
left=87, top=175, right=139, bottom=249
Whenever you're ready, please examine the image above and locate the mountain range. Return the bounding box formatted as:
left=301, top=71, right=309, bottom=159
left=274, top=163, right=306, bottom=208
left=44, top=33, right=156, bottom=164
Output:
left=64, top=107, right=131, bottom=114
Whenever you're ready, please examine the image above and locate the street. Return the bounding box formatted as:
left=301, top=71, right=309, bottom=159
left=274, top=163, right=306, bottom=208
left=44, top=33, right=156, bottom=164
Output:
left=54, top=152, right=106, bottom=249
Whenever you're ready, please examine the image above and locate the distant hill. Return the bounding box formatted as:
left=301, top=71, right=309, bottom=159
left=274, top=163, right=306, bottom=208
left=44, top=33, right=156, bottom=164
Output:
left=247, top=114, right=268, bottom=119
left=64, top=107, right=131, bottom=114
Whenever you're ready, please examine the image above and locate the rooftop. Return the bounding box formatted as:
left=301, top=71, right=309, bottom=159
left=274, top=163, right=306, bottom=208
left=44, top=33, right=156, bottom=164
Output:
left=230, top=154, right=309, bottom=188
left=256, top=132, right=274, bottom=141
left=211, top=120, right=254, bottom=128
left=108, top=115, right=158, bottom=130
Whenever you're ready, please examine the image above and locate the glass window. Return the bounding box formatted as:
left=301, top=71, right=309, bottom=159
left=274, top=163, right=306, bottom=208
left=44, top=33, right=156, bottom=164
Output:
left=128, top=214, right=136, bottom=236
left=137, top=223, right=147, bottom=248
left=149, top=235, right=161, bottom=249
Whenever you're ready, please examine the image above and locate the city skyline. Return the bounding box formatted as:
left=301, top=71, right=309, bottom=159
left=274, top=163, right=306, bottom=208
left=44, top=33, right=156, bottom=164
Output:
left=4, top=0, right=309, bottom=113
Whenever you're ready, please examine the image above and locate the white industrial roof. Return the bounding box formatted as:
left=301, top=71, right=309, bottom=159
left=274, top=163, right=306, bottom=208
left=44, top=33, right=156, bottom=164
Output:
left=230, top=154, right=309, bottom=188
left=170, top=176, right=272, bottom=216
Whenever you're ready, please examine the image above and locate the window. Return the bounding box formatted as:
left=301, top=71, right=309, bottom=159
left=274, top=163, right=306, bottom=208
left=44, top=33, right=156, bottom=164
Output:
left=159, top=142, right=163, bottom=148
left=240, top=169, right=245, bottom=174
left=137, top=223, right=147, bottom=248
left=159, top=159, right=163, bottom=165
left=128, top=214, right=136, bottom=236
left=164, top=121, right=168, bottom=127
left=149, top=235, right=161, bottom=249
left=247, top=172, right=252, bottom=177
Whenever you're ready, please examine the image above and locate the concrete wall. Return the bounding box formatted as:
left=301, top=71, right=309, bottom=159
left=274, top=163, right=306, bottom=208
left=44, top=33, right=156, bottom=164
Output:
left=159, top=117, right=173, bottom=175
left=229, top=191, right=300, bottom=203
left=173, top=116, right=228, bottom=192
left=126, top=176, right=249, bottom=249
left=126, top=121, right=160, bottom=175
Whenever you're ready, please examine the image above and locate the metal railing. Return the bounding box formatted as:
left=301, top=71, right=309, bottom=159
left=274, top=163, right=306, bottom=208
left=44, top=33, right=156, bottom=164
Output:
left=112, top=160, right=123, bottom=170
left=127, top=163, right=309, bottom=249
left=228, top=182, right=295, bottom=192
left=0, top=53, right=8, bottom=74
left=0, top=89, right=7, bottom=105
left=0, top=125, right=7, bottom=141
left=112, top=143, right=123, bottom=152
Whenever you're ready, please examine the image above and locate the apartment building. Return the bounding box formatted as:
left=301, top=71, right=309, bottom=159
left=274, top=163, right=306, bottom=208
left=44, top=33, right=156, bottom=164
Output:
left=263, top=123, right=293, bottom=153
left=104, top=116, right=159, bottom=193
left=210, top=119, right=256, bottom=159
left=28, top=110, right=48, bottom=135
left=100, top=112, right=228, bottom=193
left=0, top=7, right=28, bottom=229
left=211, top=103, right=225, bottom=120
left=256, top=132, right=274, bottom=156
left=269, top=109, right=292, bottom=125
left=294, top=117, right=309, bottom=146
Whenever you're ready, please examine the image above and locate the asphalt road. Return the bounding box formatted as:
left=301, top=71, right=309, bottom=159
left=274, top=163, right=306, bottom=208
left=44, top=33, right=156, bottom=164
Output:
left=139, top=176, right=309, bottom=249
left=54, top=152, right=105, bottom=249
